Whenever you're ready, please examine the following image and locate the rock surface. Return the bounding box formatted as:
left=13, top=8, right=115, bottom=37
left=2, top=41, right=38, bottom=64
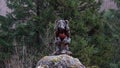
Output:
left=36, top=54, right=85, bottom=68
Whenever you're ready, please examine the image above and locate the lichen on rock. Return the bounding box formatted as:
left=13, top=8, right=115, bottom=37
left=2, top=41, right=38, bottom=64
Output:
left=36, top=54, right=85, bottom=68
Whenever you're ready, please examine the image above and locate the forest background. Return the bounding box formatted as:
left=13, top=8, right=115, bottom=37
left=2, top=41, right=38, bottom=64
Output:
left=0, top=0, right=120, bottom=68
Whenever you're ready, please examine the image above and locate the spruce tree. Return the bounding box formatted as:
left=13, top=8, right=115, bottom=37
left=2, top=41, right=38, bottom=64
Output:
left=0, top=0, right=118, bottom=68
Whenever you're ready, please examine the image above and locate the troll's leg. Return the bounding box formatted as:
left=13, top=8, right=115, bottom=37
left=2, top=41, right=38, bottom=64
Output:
left=63, top=37, right=71, bottom=51
left=54, top=37, right=61, bottom=55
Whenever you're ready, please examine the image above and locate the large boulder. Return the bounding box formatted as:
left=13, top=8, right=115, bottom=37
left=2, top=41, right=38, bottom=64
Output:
left=36, top=54, right=85, bottom=68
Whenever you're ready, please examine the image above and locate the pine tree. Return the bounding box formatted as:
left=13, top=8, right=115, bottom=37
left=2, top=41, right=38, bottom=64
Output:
left=0, top=0, right=118, bottom=68
left=102, top=1, right=120, bottom=67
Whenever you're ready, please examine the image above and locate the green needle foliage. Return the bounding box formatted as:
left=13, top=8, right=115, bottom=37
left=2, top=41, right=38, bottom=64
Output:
left=0, top=0, right=119, bottom=68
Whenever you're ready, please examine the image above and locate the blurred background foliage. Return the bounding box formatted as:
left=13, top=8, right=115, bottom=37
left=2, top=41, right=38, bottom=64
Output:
left=0, top=0, right=120, bottom=68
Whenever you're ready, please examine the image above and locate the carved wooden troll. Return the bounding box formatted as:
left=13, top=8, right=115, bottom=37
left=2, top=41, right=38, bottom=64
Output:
left=53, top=19, right=72, bottom=55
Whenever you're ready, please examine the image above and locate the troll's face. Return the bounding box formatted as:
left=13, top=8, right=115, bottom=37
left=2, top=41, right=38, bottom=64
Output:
left=54, top=20, right=69, bottom=31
